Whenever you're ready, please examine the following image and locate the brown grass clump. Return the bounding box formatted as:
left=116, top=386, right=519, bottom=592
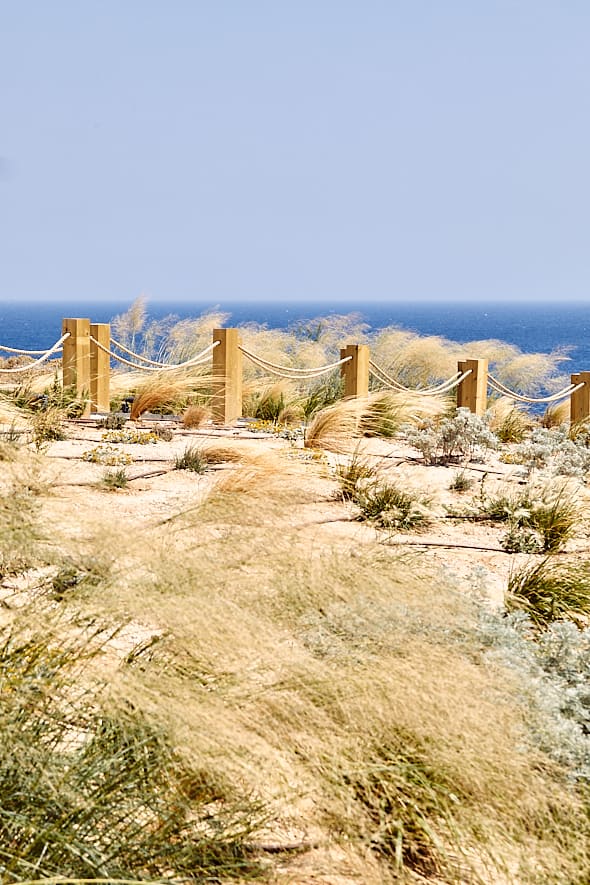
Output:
left=542, top=400, right=570, bottom=428
left=182, top=404, right=210, bottom=428
left=305, top=391, right=448, bottom=451
left=304, top=398, right=365, bottom=452
left=200, top=444, right=243, bottom=464
left=487, top=396, right=533, bottom=442
left=130, top=372, right=209, bottom=420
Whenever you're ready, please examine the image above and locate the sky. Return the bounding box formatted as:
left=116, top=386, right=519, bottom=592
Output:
left=1, top=1, right=589, bottom=304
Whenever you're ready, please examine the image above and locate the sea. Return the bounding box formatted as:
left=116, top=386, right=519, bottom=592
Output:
left=1, top=299, right=590, bottom=376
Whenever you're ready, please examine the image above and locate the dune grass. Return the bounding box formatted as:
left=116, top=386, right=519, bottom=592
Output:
left=4, top=441, right=585, bottom=884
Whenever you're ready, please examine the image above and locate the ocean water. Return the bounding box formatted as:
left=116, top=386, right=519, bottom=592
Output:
left=1, top=299, right=589, bottom=376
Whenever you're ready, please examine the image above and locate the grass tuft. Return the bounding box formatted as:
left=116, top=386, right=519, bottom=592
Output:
left=507, top=558, right=590, bottom=627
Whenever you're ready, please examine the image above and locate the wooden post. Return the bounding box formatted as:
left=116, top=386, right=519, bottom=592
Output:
left=570, top=372, right=590, bottom=423
left=211, top=328, right=242, bottom=424
left=456, top=358, right=488, bottom=415
left=340, top=344, right=369, bottom=398
left=62, top=318, right=91, bottom=416
left=90, top=323, right=111, bottom=413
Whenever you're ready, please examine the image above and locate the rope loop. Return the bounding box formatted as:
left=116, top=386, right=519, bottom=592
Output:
left=368, top=360, right=471, bottom=395
left=239, top=346, right=352, bottom=380
left=89, top=337, right=219, bottom=371
left=0, top=332, right=70, bottom=373
left=487, top=373, right=582, bottom=404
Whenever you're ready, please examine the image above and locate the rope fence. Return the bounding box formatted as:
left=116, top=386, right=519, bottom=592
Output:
left=239, top=345, right=352, bottom=380
left=1, top=319, right=590, bottom=424
left=0, top=333, right=70, bottom=373
left=89, top=336, right=220, bottom=372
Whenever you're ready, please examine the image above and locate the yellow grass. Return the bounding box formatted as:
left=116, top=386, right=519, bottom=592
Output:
left=27, top=446, right=590, bottom=884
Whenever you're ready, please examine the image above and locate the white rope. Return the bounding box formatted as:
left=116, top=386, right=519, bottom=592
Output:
left=0, top=332, right=70, bottom=373
left=487, top=373, right=583, bottom=404
left=0, top=343, right=59, bottom=356
left=89, top=337, right=219, bottom=371
left=368, top=361, right=470, bottom=395
left=110, top=336, right=175, bottom=367
left=239, top=346, right=352, bottom=379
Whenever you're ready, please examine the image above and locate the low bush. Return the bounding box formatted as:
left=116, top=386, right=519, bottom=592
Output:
left=175, top=445, right=208, bottom=473
left=0, top=624, right=265, bottom=881
left=101, top=467, right=129, bottom=490
left=335, top=449, right=375, bottom=501
left=356, top=482, right=431, bottom=530
left=507, top=558, right=590, bottom=628
left=405, top=408, right=498, bottom=465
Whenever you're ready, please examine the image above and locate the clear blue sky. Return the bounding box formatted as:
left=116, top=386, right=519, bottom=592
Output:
left=1, top=1, right=589, bottom=303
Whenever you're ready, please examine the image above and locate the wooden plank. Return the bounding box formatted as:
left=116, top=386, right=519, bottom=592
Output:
left=457, top=358, right=488, bottom=415
left=340, top=344, right=370, bottom=398
left=62, top=318, right=91, bottom=416
left=211, top=328, right=242, bottom=424
left=90, top=323, right=110, bottom=413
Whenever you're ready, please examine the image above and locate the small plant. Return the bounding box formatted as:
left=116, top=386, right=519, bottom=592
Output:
left=356, top=482, right=431, bottom=530
left=335, top=449, right=375, bottom=501
left=182, top=404, right=210, bottom=428
left=101, top=468, right=129, bottom=490
left=507, top=558, right=590, bottom=628
left=82, top=445, right=133, bottom=466
left=449, top=470, right=474, bottom=492
left=51, top=555, right=109, bottom=599
left=175, top=445, right=208, bottom=473
left=102, top=428, right=160, bottom=444
left=405, top=408, right=498, bottom=465
left=31, top=406, right=67, bottom=449
left=152, top=424, right=174, bottom=441
left=97, top=413, right=126, bottom=429
left=500, top=524, right=543, bottom=554
left=481, top=481, right=577, bottom=553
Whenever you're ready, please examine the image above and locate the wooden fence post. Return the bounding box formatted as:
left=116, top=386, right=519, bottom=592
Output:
left=456, top=358, right=488, bottom=416
left=90, top=323, right=111, bottom=413
left=62, top=318, right=91, bottom=416
left=570, top=372, right=590, bottom=423
left=211, top=328, right=242, bottom=424
left=340, top=344, right=370, bottom=398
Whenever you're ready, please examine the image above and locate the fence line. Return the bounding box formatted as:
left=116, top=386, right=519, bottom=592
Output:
left=2, top=321, right=590, bottom=424
left=0, top=333, right=70, bottom=373
left=89, top=335, right=219, bottom=373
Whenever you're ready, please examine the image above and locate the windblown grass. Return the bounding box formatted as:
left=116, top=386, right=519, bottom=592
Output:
left=305, top=391, right=448, bottom=452
left=4, top=440, right=590, bottom=882
left=129, top=371, right=210, bottom=420
left=507, top=557, right=590, bottom=628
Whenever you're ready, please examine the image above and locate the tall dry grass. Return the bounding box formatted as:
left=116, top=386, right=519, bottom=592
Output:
left=305, top=391, right=449, bottom=451
left=10, top=444, right=586, bottom=883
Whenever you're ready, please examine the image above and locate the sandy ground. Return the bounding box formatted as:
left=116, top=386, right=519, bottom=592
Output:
left=22, top=414, right=590, bottom=615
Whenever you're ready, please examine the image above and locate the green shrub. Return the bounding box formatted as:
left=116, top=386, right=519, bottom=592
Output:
left=449, top=470, right=475, bottom=492
left=175, top=445, right=208, bottom=473
left=335, top=449, right=375, bottom=501
left=101, top=468, right=129, bottom=490
left=507, top=558, right=590, bottom=628
left=0, top=625, right=265, bottom=880
left=356, top=483, right=431, bottom=530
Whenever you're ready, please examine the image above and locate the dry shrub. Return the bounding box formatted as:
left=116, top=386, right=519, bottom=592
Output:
left=130, top=371, right=210, bottom=420
left=305, top=392, right=447, bottom=451
left=542, top=400, right=570, bottom=428
left=360, top=390, right=448, bottom=437
left=183, top=404, right=210, bottom=428
left=304, top=398, right=365, bottom=452
left=487, top=396, right=533, bottom=442
left=200, top=444, right=243, bottom=464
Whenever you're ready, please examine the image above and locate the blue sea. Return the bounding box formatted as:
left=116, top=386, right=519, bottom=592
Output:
left=1, top=299, right=589, bottom=376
